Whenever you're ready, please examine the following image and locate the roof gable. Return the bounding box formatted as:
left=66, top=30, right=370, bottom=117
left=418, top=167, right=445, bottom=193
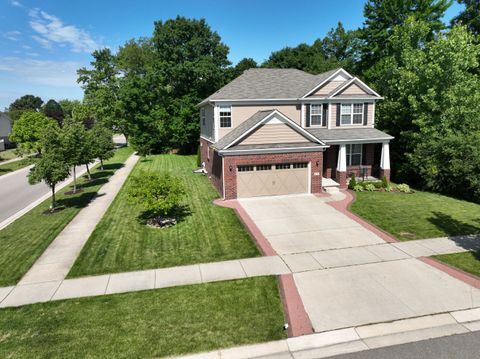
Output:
left=301, top=69, right=353, bottom=98
left=328, top=77, right=381, bottom=98
left=216, top=110, right=325, bottom=150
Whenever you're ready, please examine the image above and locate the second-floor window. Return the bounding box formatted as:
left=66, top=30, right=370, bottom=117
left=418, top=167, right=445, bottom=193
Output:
left=341, top=103, right=364, bottom=125
left=219, top=106, right=231, bottom=128
left=310, top=104, right=323, bottom=126
left=201, top=108, right=206, bottom=126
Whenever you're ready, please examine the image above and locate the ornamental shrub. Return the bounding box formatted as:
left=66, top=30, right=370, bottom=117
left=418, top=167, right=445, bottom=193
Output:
left=396, top=183, right=411, bottom=193
left=353, top=184, right=364, bottom=192
left=381, top=176, right=389, bottom=188
left=348, top=174, right=357, bottom=190
left=364, top=183, right=376, bottom=191
left=127, top=171, right=186, bottom=218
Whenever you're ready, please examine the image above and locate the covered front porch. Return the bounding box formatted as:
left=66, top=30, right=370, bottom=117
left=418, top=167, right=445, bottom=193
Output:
left=322, top=142, right=391, bottom=188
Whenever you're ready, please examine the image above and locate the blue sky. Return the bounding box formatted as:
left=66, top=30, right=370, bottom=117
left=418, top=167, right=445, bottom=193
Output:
left=0, top=0, right=463, bottom=110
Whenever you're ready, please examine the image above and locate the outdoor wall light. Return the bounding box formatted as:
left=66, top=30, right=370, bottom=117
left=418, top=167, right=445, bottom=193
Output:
left=316, top=160, right=320, bottom=167
left=229, top=165, right=233, bottom=171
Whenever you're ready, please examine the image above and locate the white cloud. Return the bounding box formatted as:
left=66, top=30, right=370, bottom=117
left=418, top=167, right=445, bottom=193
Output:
left=10, top=1, right=24, bottom=8
left=4, top=30, right=21, bottom=41
left=0, top=57, right=82, bottom=87
left=29, top=9, right=100, bottom=53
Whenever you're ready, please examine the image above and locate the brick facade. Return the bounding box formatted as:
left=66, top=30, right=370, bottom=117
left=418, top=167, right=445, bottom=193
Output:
left=380, top=168, right=391, bottom=181
left=223, top=151, right=324, bottom=200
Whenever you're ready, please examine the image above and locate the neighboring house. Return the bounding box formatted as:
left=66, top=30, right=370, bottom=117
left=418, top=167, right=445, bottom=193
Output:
left=199, top=68, right=393, bottom=200
left=0, top=112, right=12, bottom=151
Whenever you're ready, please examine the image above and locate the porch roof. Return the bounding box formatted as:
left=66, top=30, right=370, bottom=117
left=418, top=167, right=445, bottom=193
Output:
left=306, top=128, right=393, bottom=144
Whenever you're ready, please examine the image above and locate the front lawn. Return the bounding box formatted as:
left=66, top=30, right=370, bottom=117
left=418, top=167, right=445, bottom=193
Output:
left=69, top=154, right=259, bottom=278
left=0, top=157, right=37, bottom=177
left=0, top=148, right=17, bottom=161
left=435, top=251, right=480, bottom=277
left=350, top=190, right=480, bottom=241
left=0, top=146, right=133, bottom=286
left=0, top=276, right=286, bottom=359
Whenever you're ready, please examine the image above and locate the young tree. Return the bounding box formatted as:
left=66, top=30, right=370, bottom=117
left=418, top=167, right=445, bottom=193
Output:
left=9, top=111, right=56, bottom=155
left=127, top=171, right=186, bottom=222
left=451, top=0, right=480, bottom=34
left=90, top=123, right=115, bottom=170
left=28, top=123, right=70, bottom=210
left=42, top=99, right=64, bottom=125
left=62, top=118, right=88, bottom=193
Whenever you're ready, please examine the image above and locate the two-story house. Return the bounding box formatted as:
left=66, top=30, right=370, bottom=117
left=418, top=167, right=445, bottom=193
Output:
left=199, top=68, right=393, bottom=200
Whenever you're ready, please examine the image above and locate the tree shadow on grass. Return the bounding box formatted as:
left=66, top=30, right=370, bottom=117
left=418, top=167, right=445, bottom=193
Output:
left=428, top=211, right=480, bottom=251
left=137, top=204, right=192, bottom=226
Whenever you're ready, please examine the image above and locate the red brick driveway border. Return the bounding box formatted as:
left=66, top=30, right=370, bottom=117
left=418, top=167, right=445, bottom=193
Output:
left=213, top=199, right=314, bottom=337
left=419, top=256, right=480, bottom=290
left=324, top=190, right=399, bottom=243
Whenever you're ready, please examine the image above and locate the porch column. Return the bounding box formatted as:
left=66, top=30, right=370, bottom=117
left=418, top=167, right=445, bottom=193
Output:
left=336, top=144, right=347, bottom=188
left=380, top=142, right=391, bottom=180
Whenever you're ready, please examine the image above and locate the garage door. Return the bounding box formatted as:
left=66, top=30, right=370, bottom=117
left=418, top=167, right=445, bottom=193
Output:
left=237, top=163, right=309, bottom=198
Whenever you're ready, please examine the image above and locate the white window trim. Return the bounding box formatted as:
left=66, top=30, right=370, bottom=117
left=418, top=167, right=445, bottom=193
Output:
left=340, top=103, right=364, bottom=126
left=346, top=144, right=363, bottom=166
left=200, top=108, right=206, bottom=126
left=219, top=105, right=232, bottom=128
left=310, top=104, right=323, bottom=127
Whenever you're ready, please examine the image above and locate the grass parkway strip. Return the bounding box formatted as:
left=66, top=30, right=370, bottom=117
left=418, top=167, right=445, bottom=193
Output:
left=0, top=157, right=37, bottom=177
left=0, top=146, right=133, bottom=287
left=68, top=154, right=260, bottom=278
left=0, top=276, right=286, bottom=359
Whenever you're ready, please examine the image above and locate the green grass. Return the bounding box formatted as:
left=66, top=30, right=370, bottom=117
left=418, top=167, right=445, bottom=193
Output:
left=0, top=276, right=286, bottom=359
left=0, top=148, right=18, bottom=161
left=0, top=146, right=133, bottom=286
left=0, top=157, right=37, bottom=177
left=434, top=251, right=480, bottom=278
left=69, top=154, right=259, bottom=278
left=350, top=190, right=480, bottom=241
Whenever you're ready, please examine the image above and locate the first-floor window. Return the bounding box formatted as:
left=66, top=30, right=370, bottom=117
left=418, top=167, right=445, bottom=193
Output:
left=310, top=104, right=323, bottom=126
left=346, top=144, right=362, bottom=166
left=219, top=106, right=231, bottom=128
left=341, top=103, right=363, bottom=125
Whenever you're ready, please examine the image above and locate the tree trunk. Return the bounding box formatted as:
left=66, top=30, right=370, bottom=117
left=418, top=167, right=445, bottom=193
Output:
left=73, top=166, right=77, bottom=193
left=51, top=184, right=56, bottom=210
left=100, top=158, right=104, bottom=171
left=124, top=133, right=128, bottom=146
left=86, top=163, right=91, bottom=181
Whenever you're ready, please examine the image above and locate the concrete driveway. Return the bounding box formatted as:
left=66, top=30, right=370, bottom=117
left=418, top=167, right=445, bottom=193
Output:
left=238, top=194, right=480, bottom=333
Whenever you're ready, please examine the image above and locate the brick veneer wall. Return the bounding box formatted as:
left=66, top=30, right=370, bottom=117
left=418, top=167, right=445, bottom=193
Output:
left=223, top=151, right=324, bottom=200
left=323, top=145, right=338, bottom=178
left=200, top=138, right=223, bottom=195
left=380, top=168, right=391, bottom=181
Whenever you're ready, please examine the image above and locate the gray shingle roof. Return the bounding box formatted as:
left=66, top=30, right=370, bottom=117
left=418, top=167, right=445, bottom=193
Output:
left=215, top=110, right=275, bottom=150
left=202, top=68, right=342, bottom=103
left=306, top=128, right=393, bottom=143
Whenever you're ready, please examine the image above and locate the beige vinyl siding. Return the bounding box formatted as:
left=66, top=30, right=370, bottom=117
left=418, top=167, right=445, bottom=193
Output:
left=330, top=103, right=375, bottom=128
left=219, top=104, right=301, bottom=139
left=338, top=83, right=368, bottom=95
left=309, top=80, right=345, bottom=97
left=200, top=104, right=214, bottom=141
left=239, top=123, right=307, bottom=145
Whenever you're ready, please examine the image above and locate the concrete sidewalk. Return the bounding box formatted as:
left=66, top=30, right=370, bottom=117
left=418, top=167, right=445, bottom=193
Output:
left=171, top=308, right=480, bottom=359
left=0, top=237, right=477, bottom=308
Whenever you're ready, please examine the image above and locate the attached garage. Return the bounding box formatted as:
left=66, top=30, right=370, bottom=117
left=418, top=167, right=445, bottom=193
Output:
left=236, top=163, right=309, bottom=198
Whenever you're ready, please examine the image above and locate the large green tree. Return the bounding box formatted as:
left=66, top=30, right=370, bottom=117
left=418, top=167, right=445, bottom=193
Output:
left=9, top=111, right=56, bottom=155
left=359, top=0, right=452, bottom=74
left=451, top=0, right=480, bottom=34
left=372, top=18, right=480, bottom=200
left=42, top=99, right=64, bottom=125
left=7, top=95, right=44, bottom=122
left=62, top=118, right=89, bottom=193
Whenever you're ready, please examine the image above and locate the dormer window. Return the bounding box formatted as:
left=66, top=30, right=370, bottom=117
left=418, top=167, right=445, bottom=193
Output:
left=341, top=103, right=364, bottom=125
left=219, top=106, right=232, bottom=128
left=310, top=104, right=323, bottom=126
